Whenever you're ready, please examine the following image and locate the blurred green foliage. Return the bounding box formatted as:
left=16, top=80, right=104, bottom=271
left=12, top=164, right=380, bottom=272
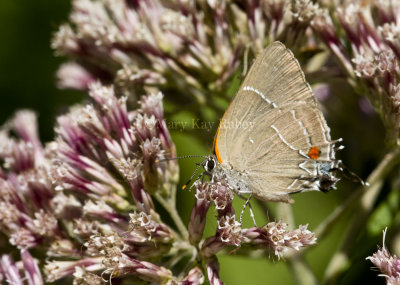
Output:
left=0, top=0, right=83, bottom=142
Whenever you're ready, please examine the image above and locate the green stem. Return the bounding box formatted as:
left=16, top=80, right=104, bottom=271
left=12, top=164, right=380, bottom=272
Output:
left=322, top=146, right=400, bottom=284
left=317, top=146, right=400, bottom=240
left=314, top=188, right=361, bottom=240
left=288, top=255, right=318, bottom=285
left=276, top=203, right=295, bottom=228
left=155, top=192, right=189, bottom=241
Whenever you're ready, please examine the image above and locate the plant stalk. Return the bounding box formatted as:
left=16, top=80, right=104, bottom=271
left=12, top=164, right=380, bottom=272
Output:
left=322, top=146, right=400, bottom=284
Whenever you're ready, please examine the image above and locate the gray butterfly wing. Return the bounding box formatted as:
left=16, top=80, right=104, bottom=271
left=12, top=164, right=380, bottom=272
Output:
left=214, top=41, right=338, bottom=202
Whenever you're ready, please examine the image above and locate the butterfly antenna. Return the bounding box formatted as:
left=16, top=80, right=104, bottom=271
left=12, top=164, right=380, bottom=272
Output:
left=157, top=155, right=207, bottom=163
left=182, top=163, right=202, bottom=190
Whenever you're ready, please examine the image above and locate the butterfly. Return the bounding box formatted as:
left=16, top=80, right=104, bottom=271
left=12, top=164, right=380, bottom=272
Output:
left=191, top=41, right=342, bottom=205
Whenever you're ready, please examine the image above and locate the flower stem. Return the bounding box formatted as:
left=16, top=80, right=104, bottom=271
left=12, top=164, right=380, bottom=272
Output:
left=322, top=146, right=400, bottom=284
left=317, top=146, right=400, bottom=240
left=314, top=187, right=362, bottom=240
left=276, top=203, right=295, bottom=228
left=155, top=192, right=189, bottom=241
left=287, top=255, right=318, bottom=285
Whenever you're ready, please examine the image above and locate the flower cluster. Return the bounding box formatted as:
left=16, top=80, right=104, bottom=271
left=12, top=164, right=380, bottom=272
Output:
left=44, top=83, right=185, bottom=283
left=312, top=1, right=400, bottom=145
left=0, top=110, right=61, bottom=250
left=0, top=250, right=43, bottom=285
left=243, top=222, right=316, bottom=259
left=367, top=229, right=400, bottom=285
left=0, top=111, right=48, bottom=284
left=50, top=82, right=178, bottom=208
left=0, top=79, right=200, bottom=284
left=52, top=0, right=324, bottom=124
left=189, top=179, right=316, bottom=263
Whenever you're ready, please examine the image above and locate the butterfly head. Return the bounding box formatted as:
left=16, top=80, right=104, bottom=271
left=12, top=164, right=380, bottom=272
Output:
left=202, top=155, right=217, bottom=174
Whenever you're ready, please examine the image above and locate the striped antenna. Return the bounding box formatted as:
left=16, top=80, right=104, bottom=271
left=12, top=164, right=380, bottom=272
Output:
left=157, top=155, right=207, bottom=163
left=155, top=155, right=208, bottom=190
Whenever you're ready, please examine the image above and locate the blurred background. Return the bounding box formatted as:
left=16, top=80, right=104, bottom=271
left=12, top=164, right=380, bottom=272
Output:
left=0, top=1, right=392, bottom=284
left=0, top=0, right=82, bottom=142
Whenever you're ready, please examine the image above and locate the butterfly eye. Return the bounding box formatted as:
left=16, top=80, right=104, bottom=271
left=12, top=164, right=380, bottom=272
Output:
left=205, top=158, right=215, bottom=172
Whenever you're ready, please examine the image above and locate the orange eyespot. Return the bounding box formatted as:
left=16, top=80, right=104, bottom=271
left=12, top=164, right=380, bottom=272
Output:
left=308, top=146, right=320, bottom=160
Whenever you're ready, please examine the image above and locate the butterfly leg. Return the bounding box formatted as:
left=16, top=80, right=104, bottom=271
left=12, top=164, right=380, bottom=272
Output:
left=247, top=199, right=257, bottom=227
left=238, top=194, right=257, bottom=227
left=182, top=163, right=202, bottom=190
left=189, top=172, right=206, bottom=191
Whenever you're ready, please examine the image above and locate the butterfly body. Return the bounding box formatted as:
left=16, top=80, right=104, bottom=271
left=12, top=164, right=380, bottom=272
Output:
left=204, top=155, right=252, bottom=194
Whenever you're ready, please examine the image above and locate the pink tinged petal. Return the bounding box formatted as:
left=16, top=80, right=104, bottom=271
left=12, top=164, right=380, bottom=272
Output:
left=73, top=266, right=103, bottom=284
left=51, top=24, right=80, bottom=55
left=120, top=136, right=131, bottom=156
left=45, top=258, right=104, bottom=282
left=88, top=83, right=130, bottom=135
left=242, top=222, right=316, bottom=257
left=84, top=200, right=128, bottom=226
left=189, top=196, right=212, bottom=245
left=21, top=250, right=44, bottom=285
left=114, top=255, right=172, bottom=283
left=56, top=62, right=95, bottom=90
left=189, top=180, right=211, bottom=244
left=1, top=255, right=23, bottom=285
left=201, top=236, right=226, bottom=258
left=206, top=257, right=225, bottom=285
left=110, top=48, right=131, bottom=64
left=79, top=156, right=125, bottom=195
left=122, top=127, right=135, bottom=148
left=135, top=264, right=171, bottom=283
left=105, top=139, right=125, bottom=159
left=139, top=92, right=164, bottom=121
left=11, top=111, right=43, bottom=162
left=394, top=258, right=400, bottom=275
left=181, top=267, right=205, bottom=285
left=9, top=228, right=39, bottom=249
left=32, top=210, right=59, bottom=236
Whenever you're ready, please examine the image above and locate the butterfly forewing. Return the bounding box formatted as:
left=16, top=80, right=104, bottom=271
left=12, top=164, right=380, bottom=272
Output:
left=214, top=41, right=337, bottom=202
